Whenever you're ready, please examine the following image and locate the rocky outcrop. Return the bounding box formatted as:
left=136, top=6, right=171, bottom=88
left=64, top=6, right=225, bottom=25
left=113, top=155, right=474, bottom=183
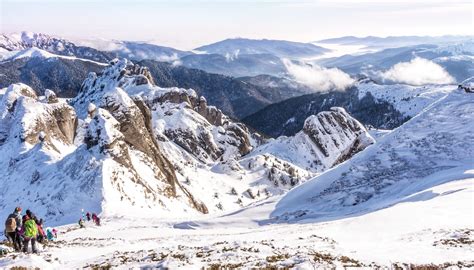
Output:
left=250, top=107, right=374, bottom=173
left=459, top=77, right=474, bottom=93
left=45, top=89, right=59, bottom=103
left=76, top=59, right=256, bottom=163
left=0, top=83, right=77, bottom=147
left=303, top=107, right=374, bottom=165
left=73, top=59, right=210, bottom=212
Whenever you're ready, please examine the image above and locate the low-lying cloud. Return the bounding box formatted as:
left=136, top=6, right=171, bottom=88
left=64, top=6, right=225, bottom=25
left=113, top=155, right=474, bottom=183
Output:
left=379, top=57, right=455, bottom=85
left=225, top=49, right=240, bottom=62
left=283, top=59, right=354, bottom=91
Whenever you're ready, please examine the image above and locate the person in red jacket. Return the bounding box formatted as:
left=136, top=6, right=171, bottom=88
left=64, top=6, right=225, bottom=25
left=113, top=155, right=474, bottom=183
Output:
left=35, top=218, right=46, bottom=243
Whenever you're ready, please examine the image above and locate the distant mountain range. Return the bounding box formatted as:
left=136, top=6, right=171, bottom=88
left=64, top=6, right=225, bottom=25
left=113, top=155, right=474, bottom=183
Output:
left=316, top=35, right=473, bottom=49
left=195, top=38, right=329, bottom=58
left=315, top=41, right=474, bottom=82
left=73, top=38, right=193, bottom=62
left=1, top=31, right=472, bottom=123
left=0, top=32, right=113, bottom=62
left=3, top=32, right=473, bottom=83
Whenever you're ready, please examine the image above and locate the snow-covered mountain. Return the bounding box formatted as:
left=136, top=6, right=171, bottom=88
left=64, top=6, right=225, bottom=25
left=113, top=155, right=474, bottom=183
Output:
left=180, top=52, right=287, bottom=77
left=195, top=38, right=330, bottom=58
left=180, top=38, right=332, bottom=77
left=73, top=38, right=193, bottom=62
left=0, top=59, right=373, bottom=225
left=272, top=87, right=474, bottom=221
left=0, top=32, right=112, bottom=63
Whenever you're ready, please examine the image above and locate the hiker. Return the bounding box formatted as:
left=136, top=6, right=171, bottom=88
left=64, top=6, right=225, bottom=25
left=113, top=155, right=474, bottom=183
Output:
left=52, top=228, right=58, bottom=238
left=19, top=212, right=38, bottom=253
left=46, top=228, right=55, bottom=241
left=26, top=210, right=36, bottom=221
left=4, top=207, right=22, bottom=251
left=36, top=219, right=46, bottom=243
left=86, top=212, right=91, bottom=221
left=91, top=213, right=101, bottom=226
left=78, top=218, right=85, bottom=228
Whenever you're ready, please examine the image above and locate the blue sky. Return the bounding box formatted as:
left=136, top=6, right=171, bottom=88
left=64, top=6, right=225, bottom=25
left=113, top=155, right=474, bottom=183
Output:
left=1, top=0, right=472, bottom=50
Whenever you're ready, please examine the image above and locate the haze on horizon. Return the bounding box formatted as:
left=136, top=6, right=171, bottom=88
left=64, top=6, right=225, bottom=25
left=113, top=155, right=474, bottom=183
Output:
left=0, top=0, right=472, bottom=50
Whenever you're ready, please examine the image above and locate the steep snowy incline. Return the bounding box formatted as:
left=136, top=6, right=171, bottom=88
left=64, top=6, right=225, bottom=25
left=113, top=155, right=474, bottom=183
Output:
left=357, top=80, right=454, bottom=117
left=272, top=88, right=474, bottom=221
left=250, top=107, right=375, bottom=172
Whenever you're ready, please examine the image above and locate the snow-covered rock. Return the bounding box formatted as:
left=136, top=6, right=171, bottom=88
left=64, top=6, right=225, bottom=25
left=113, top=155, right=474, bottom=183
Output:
left=458, top=77, right=474, bottom=93
left=0, top=83, right=77, bottom=147
left=251, top=107, right=375, bottom=172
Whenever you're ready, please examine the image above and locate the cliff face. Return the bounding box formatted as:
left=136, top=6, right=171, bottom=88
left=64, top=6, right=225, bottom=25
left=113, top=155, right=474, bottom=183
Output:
left=302, top=107, right=375, bottom=167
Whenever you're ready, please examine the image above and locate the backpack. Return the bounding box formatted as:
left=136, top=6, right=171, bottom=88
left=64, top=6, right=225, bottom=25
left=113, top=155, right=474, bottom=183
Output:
left=24, top=219, right=38, bottom=238
left=5, top=217, right=16, bottom=232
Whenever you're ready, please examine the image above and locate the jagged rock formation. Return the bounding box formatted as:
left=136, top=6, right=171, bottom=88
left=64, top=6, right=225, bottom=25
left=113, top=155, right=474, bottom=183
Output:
left=76, top=59, right=255, bottom=164
left=0, top=84, right=77, bottom=147
left=302, top=107, right=374, bottom=166
left=250, top=107, right=375, bottom=172
left=459, top=77, right=474, bottom=93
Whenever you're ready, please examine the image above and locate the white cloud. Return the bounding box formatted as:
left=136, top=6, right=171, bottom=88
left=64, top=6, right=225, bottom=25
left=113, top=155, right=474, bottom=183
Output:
left=155, top=53, right=180, bottom=62
left=379, top=57, right=455, bottom=85
left=283, top=59, right=354, bottom=91
left=225, top=49, right=240, bottom=62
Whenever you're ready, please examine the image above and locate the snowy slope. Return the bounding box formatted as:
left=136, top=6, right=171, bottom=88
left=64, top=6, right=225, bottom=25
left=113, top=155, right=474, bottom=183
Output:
left=357, top=80, right=454, bottom=117
left=272, top=88, right=474, bottom=221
